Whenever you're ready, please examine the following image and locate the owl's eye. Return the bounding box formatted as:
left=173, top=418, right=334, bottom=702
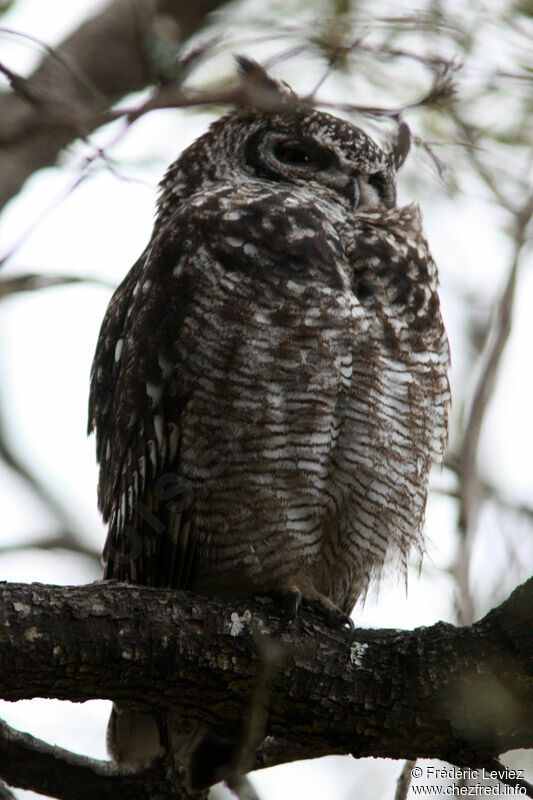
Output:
left=367, top=172, right=387, bottom=196
left=273, top=141, right=330, bottom=169
left=367, top=172, right=396, bottom=208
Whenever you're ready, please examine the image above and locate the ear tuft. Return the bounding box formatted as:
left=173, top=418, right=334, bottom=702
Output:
left=234, top=55, right=296, bottom=109
left=390, top=120, right=411, bottom=169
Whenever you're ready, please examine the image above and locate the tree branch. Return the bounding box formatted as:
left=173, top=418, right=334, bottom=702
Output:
left=394, top=760, right=415, bottom=800
left=0, top=272, right=114, bottom=298
left=0, top=0, right=233, bottom=215
left=452, top=194, right=533, bottom=623
left=0, top=578, right=531, bottom=799
left=0, top=781, right=16, bottom=800
left=457, top=195, right=533, bottom=537
left=0, top=718, right=196, bottom=800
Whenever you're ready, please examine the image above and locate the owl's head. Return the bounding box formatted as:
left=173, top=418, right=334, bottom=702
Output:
left=158, top=58, right=409, bottom=222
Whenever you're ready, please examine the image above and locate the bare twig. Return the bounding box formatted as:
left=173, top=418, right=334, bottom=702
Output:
left=311, top=66, right=455, bottom=117
left=0, top=532, right=100, bottom=565
left=433, top=478, right=533, bottom=524
left=0, top=272, right=114, bottom=299
left=0, top=0, right=235, bottom=217
left=394, top=760, right=416, bottom=800
left=0, top=781, right=16, bottom=800
left=0, top=26, right=108, bottom=105
left=453, top=194, right=533, bottom=622
left=0, top=59, right=43, bottom=105
left=450, top=114, right=516, bottom=211
left=0, top=387, right=91, bottom=558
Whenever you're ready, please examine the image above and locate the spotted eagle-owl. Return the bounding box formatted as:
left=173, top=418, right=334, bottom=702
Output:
left=89, top=58, right=450, bottom=781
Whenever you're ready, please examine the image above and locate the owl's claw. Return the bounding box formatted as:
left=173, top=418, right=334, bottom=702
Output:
left=342, top=613, right=355, bottom=638
left=280, top=583, right=355, bottom=636
left=283, top=589, right=301, bottom=623
left=315, top=603, right=354, bottom=637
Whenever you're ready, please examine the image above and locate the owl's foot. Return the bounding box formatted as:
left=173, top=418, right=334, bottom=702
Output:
left=272, top=588, right=302, bottom=623
left=280, top=581, right=354, bottom=635
left=305, top=597, right=355, bottom=636
left=287, top=588, right=301, bottom=622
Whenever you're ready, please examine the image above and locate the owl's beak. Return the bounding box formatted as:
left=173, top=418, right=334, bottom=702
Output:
left=350, top=177, right=361, bottom=210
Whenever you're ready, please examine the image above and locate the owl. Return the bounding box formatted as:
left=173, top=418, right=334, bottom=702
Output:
left=89, top=58, right=450, bottom=786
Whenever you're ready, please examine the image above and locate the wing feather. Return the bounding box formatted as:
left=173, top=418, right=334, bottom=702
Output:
left=90, top=185, right=347, bottom=592
left=89, top=212, right=199, bottom=590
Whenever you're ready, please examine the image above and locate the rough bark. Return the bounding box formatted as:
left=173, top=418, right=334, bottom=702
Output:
left=0, top=717, right=193, bottom=800
left=0, top=578, right=531, bottom=799
left=0, top=0, right=232, bottom=215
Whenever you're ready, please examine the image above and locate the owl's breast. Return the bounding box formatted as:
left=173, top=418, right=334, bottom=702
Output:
left=170, top=262, right=370, bottom=594
left=177, top=255, right=366, bottom=468
left=128, top=188, right=449, bottom=604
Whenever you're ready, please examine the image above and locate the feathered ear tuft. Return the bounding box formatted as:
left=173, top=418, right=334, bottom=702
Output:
left=235, top=56, right=279, bottom=89
left=234, top=55, right=296, bottom=110
left=390, top=120, right=411, bottom=169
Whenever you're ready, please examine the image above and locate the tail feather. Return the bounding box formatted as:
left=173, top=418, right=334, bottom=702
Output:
left=107, top=705, right=163, bottom=768
left=107, top=705, right=212, bottom=790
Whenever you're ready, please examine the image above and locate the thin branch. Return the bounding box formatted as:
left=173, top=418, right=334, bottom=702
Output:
left=30, top=64, right=457, bottom=194
left=0, top=272, right=114, bottom=299
left=0, top=59, right=43, bottom=105
left=452, top=194, right=533, bottom=623
left=0, top=532, right=101, bottom=565
left=0, top=268, right=108, bottom=566
left=450, top=114, right=516, bottom=211
left=0, top=781, right=16, bottom=800
left=436, top=465, right=533, bottom=525
left=0, top=386, right=90, bottom=556
left=0, top=0, right=235, bottom=217
left=0, top=26, right=108, bottom=105
left=394, top=760, right=416, bottom=800
left=458, top=198, right=532, bottom=494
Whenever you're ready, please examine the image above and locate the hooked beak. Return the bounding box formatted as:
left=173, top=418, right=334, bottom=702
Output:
left=350, top=177, right=360, bottom=210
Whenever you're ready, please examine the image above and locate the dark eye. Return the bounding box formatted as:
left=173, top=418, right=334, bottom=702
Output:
left=367, top=172, right=396, bottom=208
left=367, top=173, right=387, bottom=194
left=273, top=141, right=329, bottom=169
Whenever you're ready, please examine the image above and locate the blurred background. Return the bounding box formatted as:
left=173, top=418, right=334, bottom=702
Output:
left=0, top=0, right=532, bottom=797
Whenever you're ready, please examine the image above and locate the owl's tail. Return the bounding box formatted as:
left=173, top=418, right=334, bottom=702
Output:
left=107, top=704, right=163, bottom=768
left=107, top=705, right=213, bottom=788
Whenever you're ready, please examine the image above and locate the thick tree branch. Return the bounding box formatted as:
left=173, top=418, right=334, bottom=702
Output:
left=0, top=0, right=233, bottom=215
left=0, top=578, right=531, bottom=799
left=0, top=718, right=195, bottom=800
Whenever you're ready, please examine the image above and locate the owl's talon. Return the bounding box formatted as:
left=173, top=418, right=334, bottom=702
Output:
left=285, top=590, right=301, bottom=623
left=342, top=614, right=355, bottom=638
left=292, top=590, right=301, bottom=621
left=318, top=603, right=355, bottom=636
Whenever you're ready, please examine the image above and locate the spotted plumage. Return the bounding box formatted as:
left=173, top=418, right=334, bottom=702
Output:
left=89, top=58, right=449, bottom=783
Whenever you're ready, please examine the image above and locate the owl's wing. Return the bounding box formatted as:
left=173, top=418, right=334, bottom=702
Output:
left=89, top=186, right=348, bottom=590
left=88, top=208, right=200, bottom=590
